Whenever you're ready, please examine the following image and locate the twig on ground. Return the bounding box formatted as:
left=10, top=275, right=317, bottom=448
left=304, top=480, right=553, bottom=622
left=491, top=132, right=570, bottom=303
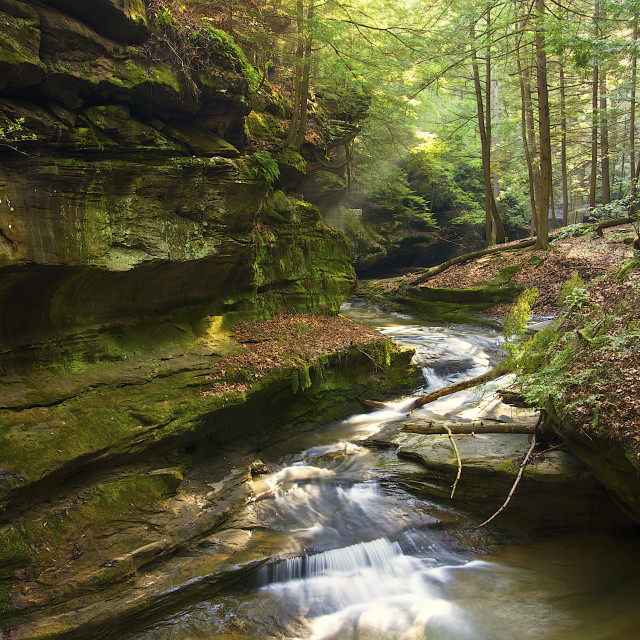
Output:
left=475, top=433, right=537, bottom=529
left=444, top=425, right=462, bottom=499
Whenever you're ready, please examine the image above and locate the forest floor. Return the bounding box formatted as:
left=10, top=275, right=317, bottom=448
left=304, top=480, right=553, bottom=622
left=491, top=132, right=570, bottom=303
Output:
left=201, top=312, right=390, bottom=398
left=202, top=225, right=640, bottom=458
left=417, top=224, right=637, bottom=317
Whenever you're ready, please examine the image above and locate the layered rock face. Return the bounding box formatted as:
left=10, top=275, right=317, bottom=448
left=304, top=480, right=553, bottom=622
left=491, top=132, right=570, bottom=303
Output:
left=0, top=3, right=389, bottom=630
left=0, top=0, right=356, bottom=370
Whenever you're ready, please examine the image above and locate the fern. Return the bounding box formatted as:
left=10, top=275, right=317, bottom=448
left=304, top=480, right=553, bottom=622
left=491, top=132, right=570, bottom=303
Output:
left=246, top=151, right=280, bottom=184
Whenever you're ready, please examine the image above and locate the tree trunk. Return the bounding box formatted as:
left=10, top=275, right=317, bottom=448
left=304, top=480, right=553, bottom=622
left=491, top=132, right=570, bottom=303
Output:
left=523, top=51, right=541, bottom=234
left=411, top=364, right=511, bottom=412
left=295, top=0, right=314, bottom=148
left=285, top=0, right=304, bottom=148
left=535, top=0, right=551, bottom=249
left=401, top=421, right=538, bottom=435
left=471, top=24, right=505, bottom=246
left=286, top=0, right=314, bottom=149
left=560, top=60, right=569, bottom=226
left=600, top=69, right=611, bottom=205
left=411, top=238, right=536, bottom=285
left=631, top=20, right=638, bottom=216
left=590, top=2, right=600, bottom=210
left=491, top=65, right=505, bottom=243
left=471, top=28, right=493, bottom=246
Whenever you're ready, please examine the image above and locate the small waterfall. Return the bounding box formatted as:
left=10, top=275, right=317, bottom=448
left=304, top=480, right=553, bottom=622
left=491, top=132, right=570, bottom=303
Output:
left=422, top=366, right=448, bottom=391
left=261, top=538, right=403, bottom=585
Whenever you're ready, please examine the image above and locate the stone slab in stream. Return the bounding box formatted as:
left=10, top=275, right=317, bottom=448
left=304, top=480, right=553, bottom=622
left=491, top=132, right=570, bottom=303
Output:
left=364, top=422, right=634, bottom=535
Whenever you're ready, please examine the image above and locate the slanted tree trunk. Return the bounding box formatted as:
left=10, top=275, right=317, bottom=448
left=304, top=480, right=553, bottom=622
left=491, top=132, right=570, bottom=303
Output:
left=535, top=0, right=551, bottom=249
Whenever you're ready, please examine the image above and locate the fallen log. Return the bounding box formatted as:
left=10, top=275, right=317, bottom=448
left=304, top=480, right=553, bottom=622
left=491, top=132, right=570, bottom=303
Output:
left=401, top=420, right=537, bottom=435
left=409, top=364, right=512, bottom=412
left=410, top=239, right=536, bottom=285
left=595, top=215, right=638, bottom=237
left=358, top=397, right=388, bottom=410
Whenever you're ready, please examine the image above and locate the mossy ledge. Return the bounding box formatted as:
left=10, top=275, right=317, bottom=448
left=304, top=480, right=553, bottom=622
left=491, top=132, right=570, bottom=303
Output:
left=546, top=400, right=640, bottom=524
left=0, top=329, right=418, bottom=632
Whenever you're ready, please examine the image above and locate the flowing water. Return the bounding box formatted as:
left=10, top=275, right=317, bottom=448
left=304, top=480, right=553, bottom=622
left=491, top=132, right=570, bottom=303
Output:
left=133, top=302, right=640, bottom=640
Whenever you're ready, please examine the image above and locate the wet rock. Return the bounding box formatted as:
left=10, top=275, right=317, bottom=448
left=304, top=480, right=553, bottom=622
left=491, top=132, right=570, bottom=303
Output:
left=367, top=422, right=634, bottom=534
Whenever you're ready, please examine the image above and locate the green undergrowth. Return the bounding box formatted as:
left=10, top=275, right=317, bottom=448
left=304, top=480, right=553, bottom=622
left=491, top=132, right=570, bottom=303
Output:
left=510, top=265, right=640, bottom=434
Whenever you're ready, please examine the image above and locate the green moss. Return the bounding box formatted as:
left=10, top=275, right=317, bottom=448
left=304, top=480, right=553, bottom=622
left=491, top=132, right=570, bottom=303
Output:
left=120, top=57, right=180, bottom=93
left=405, top=283, right=524, bottom=305
left=274, top=149, right=306, bottom=173
left=252, top=221, right=356, bottom=318
left=245, top=111, right=286, bottom=143
left=193, top=23, right=259, bottom=88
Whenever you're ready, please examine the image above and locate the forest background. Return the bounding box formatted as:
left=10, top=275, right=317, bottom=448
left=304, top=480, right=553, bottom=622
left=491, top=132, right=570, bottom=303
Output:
left=144, top=0, right=640, bottom=255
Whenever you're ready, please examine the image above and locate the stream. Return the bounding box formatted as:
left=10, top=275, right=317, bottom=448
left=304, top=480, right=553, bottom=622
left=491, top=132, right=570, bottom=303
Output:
left=133, top=302, right=640, bottom=640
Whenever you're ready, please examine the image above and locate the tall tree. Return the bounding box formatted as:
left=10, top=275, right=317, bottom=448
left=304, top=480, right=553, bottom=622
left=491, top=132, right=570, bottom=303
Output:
left=535, top=0, right=551, bottom=248
left=470, top=14, right=505, bottom=246
left=286, top=0, right=315, bottom=148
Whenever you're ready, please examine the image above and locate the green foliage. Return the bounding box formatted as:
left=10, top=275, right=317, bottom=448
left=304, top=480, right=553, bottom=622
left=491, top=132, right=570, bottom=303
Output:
left=0, top=117, right=37, bottom=148
left=246, top=151, right=280, bottom=183
left=291, top=368, right=300, bottom=394
left=585, top=196, right=633, bottom=222
left=502, top=287, right=539, bottom=366
left=153, top=7, right=175, bottom=28
left=404, top=145, right=483, bottom=219
left=291, top=362, right=313, bottom=393
left=192, top=22, right=259, bottom=87
left=371, top=169, right=428, bottom=214
left=551, top=224, right=593, bottom=241
left=557, top=273, right=588, bottom=311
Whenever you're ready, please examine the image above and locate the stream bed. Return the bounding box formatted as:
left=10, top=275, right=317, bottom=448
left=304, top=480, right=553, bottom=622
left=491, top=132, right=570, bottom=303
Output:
left=132, top=303, right=640, bottom=640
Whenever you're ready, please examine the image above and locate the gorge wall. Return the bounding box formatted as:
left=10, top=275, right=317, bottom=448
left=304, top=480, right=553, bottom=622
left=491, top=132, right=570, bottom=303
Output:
left=0, top=3, right=425, bottom=632
left=0, top=0, right=357, bottom=372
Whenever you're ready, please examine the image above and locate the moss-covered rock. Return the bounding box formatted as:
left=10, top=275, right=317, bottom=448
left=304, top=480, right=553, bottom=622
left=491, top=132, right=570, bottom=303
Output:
left=0, top=338, right=417, bottom=630
left=245, top=110, right=287, bottom=143
left=41, top=0, right=149, bottom=44
left=0, top=1, right=47, bottom=91
left=366, top=422, right=633, bottom=534
left=547, top=401, right=640, bottom=525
